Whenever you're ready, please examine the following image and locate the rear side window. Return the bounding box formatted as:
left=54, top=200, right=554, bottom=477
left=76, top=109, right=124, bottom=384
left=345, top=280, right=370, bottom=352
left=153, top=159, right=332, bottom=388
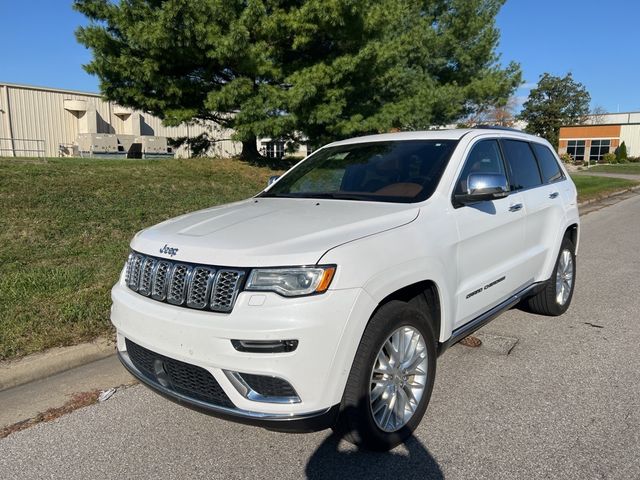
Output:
left=531, top=143, right=564, bottom=183
left=501, top=140, right=543, bottom=190
left=454, top=140, right=506, bottom=195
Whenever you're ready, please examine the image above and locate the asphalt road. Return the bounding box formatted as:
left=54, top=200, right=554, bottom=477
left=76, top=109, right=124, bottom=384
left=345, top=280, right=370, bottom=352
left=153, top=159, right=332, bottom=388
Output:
left=2, top=195, right=640, bottom=479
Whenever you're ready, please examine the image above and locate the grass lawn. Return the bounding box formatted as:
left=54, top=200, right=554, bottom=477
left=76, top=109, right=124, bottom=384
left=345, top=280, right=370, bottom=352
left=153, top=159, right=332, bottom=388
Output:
left=0, top=157, right=279, bottom=360
left=570, top=174, right=638, bottom=202
left=1, top=158, right=638, bottom=360
left=587, top=163, right=640, bottom=175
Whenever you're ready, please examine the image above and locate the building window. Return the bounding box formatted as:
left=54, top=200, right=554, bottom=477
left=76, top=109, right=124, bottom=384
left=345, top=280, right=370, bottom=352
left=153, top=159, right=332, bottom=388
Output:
left=589, top=139, right=611, bottom=162
left=566, top=140, right=585, bottom=162
left=265, top=141, right=285, bottom=159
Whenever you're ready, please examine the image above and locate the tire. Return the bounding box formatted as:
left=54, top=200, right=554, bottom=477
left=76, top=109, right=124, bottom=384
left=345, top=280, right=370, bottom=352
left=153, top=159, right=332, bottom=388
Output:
left=522, top=237, right=576, bottom=316
left=334, top=300, right=437, bottom=451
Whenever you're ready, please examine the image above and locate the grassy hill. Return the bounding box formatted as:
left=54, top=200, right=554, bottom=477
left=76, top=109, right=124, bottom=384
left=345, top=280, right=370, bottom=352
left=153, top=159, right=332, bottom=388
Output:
left=0, top=157, right=277, bottom=359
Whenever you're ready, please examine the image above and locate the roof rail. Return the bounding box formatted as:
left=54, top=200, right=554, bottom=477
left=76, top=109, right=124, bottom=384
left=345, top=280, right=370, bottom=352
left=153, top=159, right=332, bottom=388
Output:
left=472, top=125, right=522, bottom=132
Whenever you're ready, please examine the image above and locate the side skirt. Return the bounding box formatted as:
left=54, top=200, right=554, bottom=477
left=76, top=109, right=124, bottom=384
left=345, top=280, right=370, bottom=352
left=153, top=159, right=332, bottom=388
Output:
left=437, top=282, right=543, bottom=355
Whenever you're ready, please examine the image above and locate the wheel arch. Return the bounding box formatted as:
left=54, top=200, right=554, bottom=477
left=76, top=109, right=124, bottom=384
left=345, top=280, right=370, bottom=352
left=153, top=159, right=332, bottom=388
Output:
left=565, top=223, right=579, bottom=253
left=375, top=280, right=442, bottom=344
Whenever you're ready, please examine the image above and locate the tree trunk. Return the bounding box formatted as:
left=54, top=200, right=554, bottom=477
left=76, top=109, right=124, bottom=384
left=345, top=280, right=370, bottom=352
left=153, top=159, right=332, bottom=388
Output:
left=240, top=136, right=262, bottom=162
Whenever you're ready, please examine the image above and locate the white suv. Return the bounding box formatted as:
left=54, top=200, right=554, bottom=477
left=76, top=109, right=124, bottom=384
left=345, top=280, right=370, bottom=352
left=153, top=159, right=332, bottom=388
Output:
left=112, top=128, right=579, bottom=451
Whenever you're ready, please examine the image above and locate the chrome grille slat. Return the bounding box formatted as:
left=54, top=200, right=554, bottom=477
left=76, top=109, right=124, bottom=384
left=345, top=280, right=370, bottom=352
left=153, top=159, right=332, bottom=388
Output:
left=127, top=254, right=144, bottom=291
left=125, top=252, right=243, bottom=313
left=167, top=264, right=192, bottom=305
left=151, top=261, right=172, bottom=301
left=211, top=270, right=245, bottom=312
left=138, top=257, right=157, bottom=296
left=187, top=267, right=216, bottom=309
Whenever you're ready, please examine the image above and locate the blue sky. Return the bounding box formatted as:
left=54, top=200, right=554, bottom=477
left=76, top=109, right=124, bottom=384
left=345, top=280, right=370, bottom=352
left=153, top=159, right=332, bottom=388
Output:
left=1, top=0, right=638, bottom=113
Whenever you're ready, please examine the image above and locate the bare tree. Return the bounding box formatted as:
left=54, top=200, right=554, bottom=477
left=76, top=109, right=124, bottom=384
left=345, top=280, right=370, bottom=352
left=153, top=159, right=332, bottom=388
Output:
left=462, top=96, right=518, bottom=127
left=590, top=106, right=608, bottom=125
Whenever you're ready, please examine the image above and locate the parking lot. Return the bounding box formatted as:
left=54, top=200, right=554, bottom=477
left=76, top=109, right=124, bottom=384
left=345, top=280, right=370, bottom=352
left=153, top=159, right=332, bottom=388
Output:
left=1, top=194, right=639, bottom=480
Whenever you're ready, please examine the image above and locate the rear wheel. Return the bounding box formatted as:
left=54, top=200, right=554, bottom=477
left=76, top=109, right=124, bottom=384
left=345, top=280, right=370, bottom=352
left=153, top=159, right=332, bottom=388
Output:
left=334, top=300, right=437, bottom=451
left=523, top=237, right=576, bottom=316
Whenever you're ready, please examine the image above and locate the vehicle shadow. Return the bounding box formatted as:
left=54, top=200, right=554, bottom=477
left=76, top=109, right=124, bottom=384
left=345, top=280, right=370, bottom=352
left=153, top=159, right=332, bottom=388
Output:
left=305, top=406, right=444, bottom=480
left=305, top=432, right=443, bottom=480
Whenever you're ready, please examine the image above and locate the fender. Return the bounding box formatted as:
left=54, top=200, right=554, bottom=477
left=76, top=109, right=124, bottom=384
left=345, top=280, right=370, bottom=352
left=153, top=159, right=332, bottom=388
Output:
left=318, top=216, right=457, bottom=406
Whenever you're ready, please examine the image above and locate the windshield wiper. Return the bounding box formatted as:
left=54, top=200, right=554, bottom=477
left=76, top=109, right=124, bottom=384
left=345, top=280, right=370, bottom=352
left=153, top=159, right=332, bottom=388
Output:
left=260, top=192, right=372, bottom=201
left=324, top=193, right=373, bottom=200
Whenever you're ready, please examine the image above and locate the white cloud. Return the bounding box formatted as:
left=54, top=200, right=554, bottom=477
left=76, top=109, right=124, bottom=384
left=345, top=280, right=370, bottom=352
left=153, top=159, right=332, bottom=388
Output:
left=519, top=82, right=537, bottom=90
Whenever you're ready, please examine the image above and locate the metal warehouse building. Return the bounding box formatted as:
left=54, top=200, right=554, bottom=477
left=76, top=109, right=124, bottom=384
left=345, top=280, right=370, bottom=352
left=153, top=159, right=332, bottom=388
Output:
left=0, top=82, right=241, bottom=158
left=558, top=112, right=640, bottom=162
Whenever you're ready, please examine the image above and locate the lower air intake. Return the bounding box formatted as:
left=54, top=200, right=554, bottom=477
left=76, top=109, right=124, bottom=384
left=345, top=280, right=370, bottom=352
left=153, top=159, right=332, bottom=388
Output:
left=125, top=339, right=234, bottom=408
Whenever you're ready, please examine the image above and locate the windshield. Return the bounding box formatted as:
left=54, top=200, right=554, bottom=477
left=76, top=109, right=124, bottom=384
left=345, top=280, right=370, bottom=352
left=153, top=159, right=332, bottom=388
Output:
left=260, top=140, right=458, bottom=203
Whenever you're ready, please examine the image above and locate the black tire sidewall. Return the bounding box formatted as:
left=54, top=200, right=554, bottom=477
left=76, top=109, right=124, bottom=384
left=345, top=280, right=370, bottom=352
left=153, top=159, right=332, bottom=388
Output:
left=339, top=300, right=437, bottom=451
left=549, top=237, right=576, bottom=315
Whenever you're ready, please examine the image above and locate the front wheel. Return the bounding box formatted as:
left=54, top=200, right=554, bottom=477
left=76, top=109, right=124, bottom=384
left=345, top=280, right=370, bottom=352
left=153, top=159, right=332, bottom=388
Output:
left=334, top=300, right=437, bottom=451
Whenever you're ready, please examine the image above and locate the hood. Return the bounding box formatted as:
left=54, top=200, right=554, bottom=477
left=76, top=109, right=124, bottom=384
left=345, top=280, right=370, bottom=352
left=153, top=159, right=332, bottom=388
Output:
left=131, top=198, right=419, bottom=266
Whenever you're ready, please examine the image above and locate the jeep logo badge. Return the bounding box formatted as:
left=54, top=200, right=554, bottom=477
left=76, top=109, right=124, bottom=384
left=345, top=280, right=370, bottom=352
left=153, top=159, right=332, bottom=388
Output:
left=159, top=244, right=179, bottom=257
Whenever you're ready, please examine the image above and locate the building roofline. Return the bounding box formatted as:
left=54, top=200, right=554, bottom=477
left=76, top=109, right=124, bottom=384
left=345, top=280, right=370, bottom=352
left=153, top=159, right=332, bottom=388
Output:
left=0, top=81, right=102, bottom=98
left=561, top=122, right=640, bottom=128
left=587, top=110, right=640, bottom=116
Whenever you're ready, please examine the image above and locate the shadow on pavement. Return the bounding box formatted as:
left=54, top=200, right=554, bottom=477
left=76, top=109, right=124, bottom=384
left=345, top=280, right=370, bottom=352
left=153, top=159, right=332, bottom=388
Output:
left=305, top=432, right=443, bottom=480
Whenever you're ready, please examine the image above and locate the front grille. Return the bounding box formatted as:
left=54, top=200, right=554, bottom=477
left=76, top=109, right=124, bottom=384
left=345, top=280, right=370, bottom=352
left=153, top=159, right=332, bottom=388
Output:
left=124, top=251, right=245, bottom=313
left=125, top=339, right=234, bottom=408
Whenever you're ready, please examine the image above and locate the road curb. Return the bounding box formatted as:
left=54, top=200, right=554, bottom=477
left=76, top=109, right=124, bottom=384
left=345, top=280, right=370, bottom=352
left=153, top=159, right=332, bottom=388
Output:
left=0, top=338, right=115, bottom=392
left=577, top=184, right=640, bottom=207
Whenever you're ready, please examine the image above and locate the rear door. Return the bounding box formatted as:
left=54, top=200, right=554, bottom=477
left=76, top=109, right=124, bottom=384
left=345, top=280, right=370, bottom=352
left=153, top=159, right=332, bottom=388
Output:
left=528, top=142, right=569, bottom=278
left=500, top=139, right=566, bottom=281
left=451, top=139, right=530, bottom=328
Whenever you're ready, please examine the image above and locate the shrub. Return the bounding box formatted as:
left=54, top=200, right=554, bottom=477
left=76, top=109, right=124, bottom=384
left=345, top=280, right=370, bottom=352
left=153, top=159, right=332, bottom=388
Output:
left=615, top=141, right=628, bottom=161
left=602, top=152, right=617, bottom=164
left=559, top=153, right=574, bottom=164
left=627, top=156, right=640, bottom=163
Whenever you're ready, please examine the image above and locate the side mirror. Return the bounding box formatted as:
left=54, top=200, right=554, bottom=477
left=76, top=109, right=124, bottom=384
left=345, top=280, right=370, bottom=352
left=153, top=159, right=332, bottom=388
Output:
left=455, top=173, right=509, bottom=205
left=267, top=175, right=280, bottom=187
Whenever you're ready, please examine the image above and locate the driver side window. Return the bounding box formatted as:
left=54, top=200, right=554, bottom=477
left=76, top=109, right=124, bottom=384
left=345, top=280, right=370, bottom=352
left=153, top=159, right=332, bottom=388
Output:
left=454, top=140, right=506, bottom=195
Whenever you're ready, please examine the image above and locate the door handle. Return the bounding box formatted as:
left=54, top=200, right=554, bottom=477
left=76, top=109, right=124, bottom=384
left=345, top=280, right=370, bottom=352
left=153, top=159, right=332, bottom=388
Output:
left=549, top=192, right=559, bottom=199
left=509, top=203, right=523, bottom=212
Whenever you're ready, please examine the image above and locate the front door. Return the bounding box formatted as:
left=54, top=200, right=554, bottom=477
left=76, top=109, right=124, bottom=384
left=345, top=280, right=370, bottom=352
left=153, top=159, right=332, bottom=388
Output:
left=451, top=139, right=532, bottom=328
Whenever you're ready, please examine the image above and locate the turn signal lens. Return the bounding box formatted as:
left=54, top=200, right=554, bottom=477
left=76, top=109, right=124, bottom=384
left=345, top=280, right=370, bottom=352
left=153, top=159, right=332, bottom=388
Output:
left=315, top=266, right=336, bottom=293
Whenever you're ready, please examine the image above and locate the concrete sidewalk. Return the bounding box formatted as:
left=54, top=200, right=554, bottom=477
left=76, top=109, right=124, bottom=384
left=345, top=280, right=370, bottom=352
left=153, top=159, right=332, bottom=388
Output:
left=0, top=355, right=134, bottom=429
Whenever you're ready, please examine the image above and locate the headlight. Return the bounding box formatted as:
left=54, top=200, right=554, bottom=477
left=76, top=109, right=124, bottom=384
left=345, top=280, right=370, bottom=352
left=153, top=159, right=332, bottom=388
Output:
left=245, top=266, right=336, bottom=297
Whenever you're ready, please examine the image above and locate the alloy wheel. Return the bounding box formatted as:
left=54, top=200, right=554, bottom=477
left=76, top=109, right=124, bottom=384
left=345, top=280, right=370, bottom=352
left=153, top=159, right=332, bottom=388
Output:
left=555, top=249, right=574, bottom=306
left=369, top=326, right=428, bottom=432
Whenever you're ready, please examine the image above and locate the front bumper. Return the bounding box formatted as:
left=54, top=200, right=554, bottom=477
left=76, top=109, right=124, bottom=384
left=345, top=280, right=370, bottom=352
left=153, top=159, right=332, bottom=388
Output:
left=117, top=347, right=339, bottom=432
left=111, top=281, right=375, bottom=425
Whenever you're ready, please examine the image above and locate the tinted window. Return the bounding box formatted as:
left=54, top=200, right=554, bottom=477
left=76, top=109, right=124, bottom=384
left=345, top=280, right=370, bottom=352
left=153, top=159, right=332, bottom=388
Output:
left=531, top=143, right=564, bottom=183
left=502, top=140, right=543, bottom=190
left=567, top=140, right=585, bottom=162
left=261, top=140, right=457, bottom=203
left=454, top=140, right=506, bottom=195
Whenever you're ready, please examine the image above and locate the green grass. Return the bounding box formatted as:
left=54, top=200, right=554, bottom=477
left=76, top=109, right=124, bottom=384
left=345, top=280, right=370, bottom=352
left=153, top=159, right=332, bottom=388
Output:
left=0, top=157, right=278, bottom=360
left=0, top=158, right=637, bottom=360
left=571, top=174, right=638, bottom=201
left=587, top=163, right=640, bottom=175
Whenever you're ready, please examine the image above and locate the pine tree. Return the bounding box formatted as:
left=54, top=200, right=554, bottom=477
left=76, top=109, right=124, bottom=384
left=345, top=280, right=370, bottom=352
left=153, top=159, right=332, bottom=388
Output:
left=75, top=0, right=521, bottom=160
left=616, top=141, right=628, bottom=161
